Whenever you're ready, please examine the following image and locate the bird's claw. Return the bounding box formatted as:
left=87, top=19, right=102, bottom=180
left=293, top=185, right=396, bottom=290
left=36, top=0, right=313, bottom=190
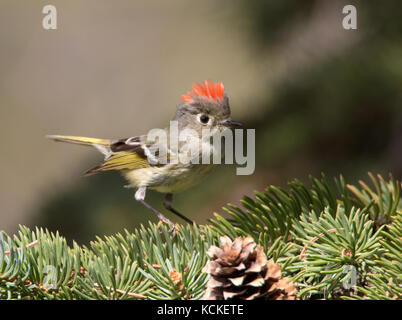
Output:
left=157, top=220, right=179, bottom=237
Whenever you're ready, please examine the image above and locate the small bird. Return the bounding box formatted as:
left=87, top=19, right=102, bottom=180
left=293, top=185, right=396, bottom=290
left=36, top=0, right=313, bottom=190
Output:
left=47, top=80, right=242, bottom=229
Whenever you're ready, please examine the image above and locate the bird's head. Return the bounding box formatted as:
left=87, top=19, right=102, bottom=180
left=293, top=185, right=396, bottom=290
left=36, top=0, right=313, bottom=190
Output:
left=174, top=80, right=242, bottom=134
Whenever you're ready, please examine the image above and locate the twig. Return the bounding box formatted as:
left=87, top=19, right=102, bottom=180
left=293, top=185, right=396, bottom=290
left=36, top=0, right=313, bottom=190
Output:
left=299, top=228, right=344, bottom=260
left=93, top=283, right=145, bottom=299
left=3, top=240, right=39, bottom=256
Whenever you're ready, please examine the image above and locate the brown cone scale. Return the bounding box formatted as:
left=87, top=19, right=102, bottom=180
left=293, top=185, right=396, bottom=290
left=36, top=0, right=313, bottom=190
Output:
left=202, top=236, right=297, bottom=300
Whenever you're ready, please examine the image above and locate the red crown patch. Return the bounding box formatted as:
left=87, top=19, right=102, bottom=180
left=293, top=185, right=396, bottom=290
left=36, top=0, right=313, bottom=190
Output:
left=181, top=80, right=224, bottom=103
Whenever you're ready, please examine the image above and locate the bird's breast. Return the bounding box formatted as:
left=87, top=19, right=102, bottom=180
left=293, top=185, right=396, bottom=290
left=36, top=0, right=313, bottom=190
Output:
left=124, top=162, right=216, bottom=193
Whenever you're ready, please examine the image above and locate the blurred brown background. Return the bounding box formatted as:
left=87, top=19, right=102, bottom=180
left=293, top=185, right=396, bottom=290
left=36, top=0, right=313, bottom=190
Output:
left=1, top=0, right=401, bottom=244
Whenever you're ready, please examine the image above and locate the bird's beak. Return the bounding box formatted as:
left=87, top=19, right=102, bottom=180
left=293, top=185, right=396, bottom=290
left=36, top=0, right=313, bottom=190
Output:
left=220, top=119, right=243, bottom=127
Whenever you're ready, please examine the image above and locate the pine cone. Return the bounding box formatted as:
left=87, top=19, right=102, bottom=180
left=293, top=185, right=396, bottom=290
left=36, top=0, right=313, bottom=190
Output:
left=202, top=236, right=297, bottom=300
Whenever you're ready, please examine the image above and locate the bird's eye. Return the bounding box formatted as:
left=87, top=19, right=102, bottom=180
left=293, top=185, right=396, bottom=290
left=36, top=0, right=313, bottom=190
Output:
left=198, top=114, right=210, bottom=125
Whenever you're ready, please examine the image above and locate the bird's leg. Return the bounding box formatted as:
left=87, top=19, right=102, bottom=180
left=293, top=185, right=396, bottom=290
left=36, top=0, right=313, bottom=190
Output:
left=135, top=187, right=176, bottom=232
left=163, top=193, right=195, bottom=225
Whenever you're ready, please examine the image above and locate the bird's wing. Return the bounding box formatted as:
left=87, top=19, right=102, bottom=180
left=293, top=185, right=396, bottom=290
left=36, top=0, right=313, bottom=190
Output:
left=85, top=135, right=166, bottom=175
left=47, top=134, right=169, bottom=176
left=85, top=151, right=150, bottom=175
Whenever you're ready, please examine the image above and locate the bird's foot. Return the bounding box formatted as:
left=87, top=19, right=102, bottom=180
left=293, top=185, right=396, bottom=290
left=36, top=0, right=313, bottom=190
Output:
left=157, top=220, right=179, bottom=236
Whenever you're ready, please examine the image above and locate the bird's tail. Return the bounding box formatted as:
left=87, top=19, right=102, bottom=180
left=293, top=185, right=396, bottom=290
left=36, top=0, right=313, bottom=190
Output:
left=46, top=135, right=110, bottom=146
left=46, top=135, right=112, bottom=158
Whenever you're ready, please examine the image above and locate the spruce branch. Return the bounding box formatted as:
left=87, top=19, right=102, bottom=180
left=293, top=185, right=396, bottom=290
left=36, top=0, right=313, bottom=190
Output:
left=1, top=173, right=400, bottom=300
left=346, top=172, right=401, bottom=226
left=291, top=206, right=385, bottom=299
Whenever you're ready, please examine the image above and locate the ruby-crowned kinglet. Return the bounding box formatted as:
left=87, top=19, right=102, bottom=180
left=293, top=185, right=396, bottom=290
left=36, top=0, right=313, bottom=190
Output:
left=47, top=80, right=242, bottom=229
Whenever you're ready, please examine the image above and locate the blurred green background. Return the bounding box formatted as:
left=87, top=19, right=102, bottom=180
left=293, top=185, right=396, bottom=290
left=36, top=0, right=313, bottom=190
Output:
left=0, top=0, right=401, bottom=244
